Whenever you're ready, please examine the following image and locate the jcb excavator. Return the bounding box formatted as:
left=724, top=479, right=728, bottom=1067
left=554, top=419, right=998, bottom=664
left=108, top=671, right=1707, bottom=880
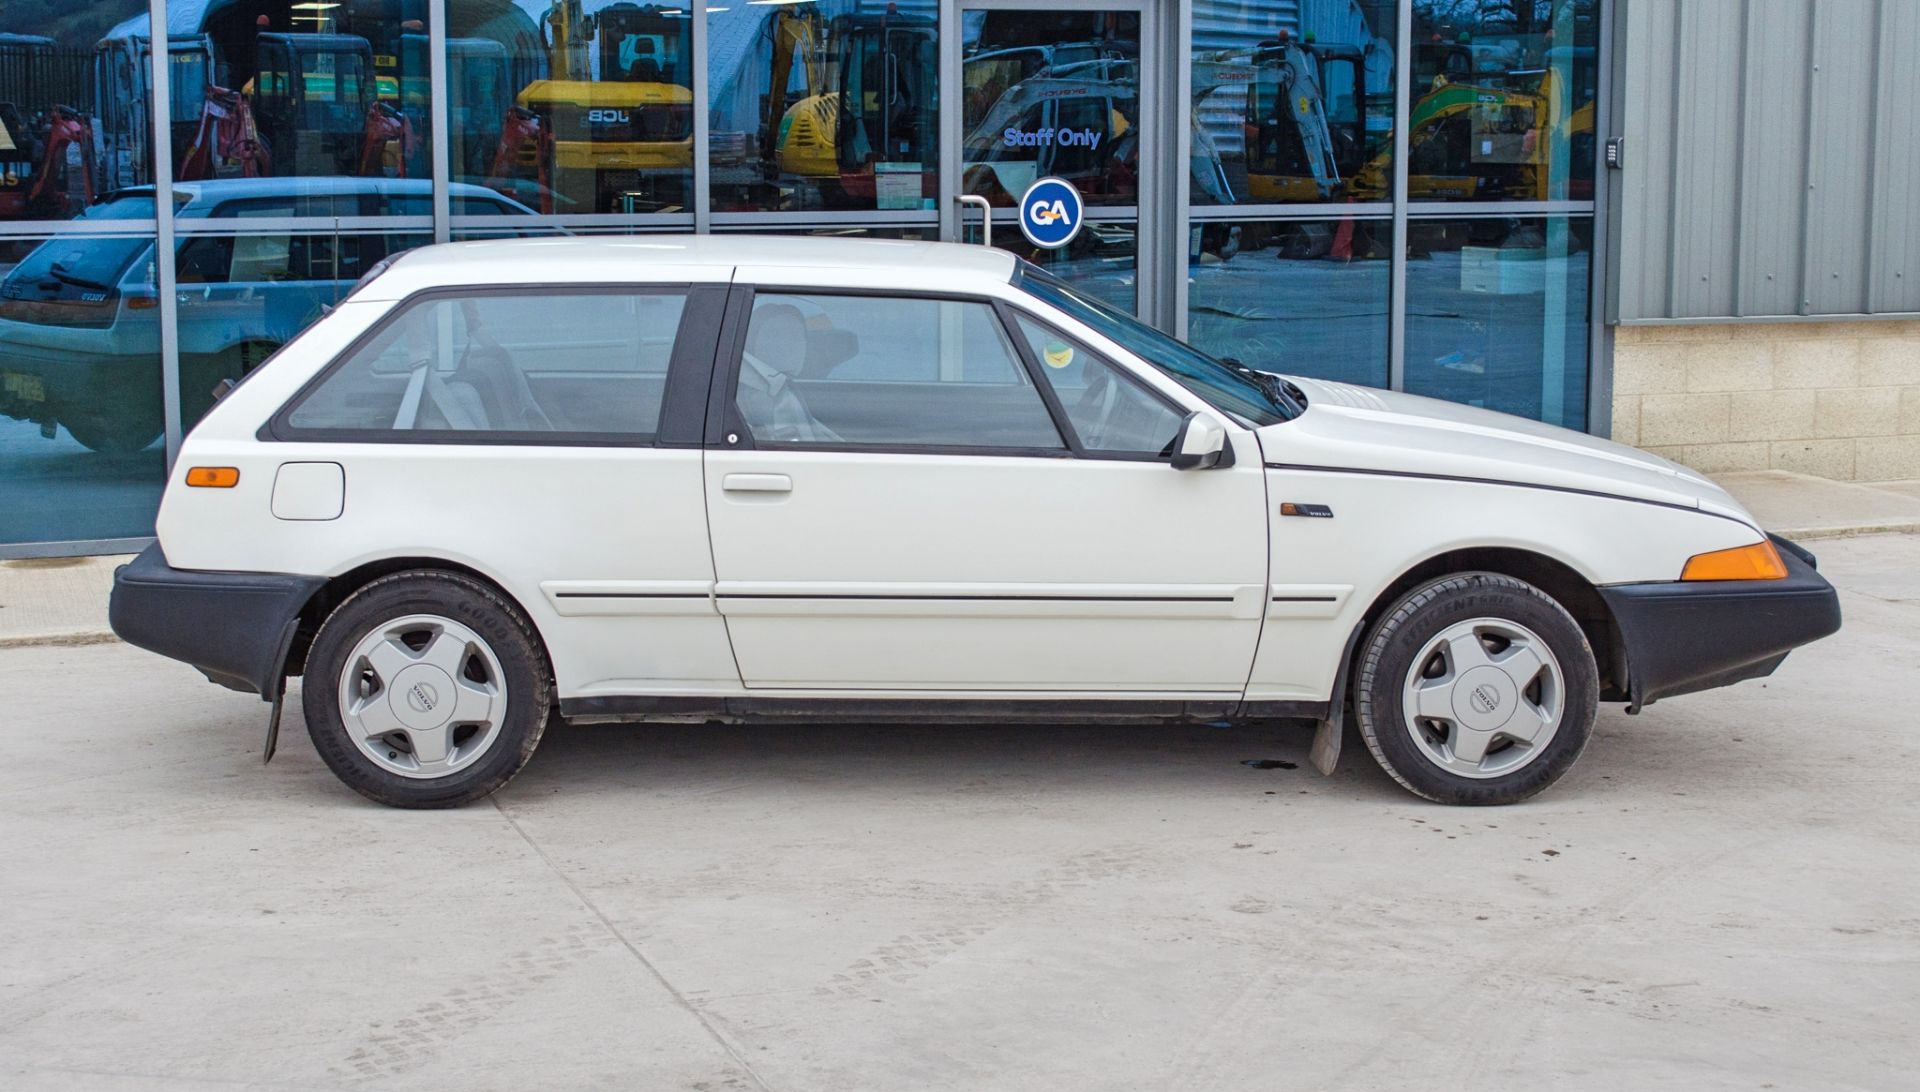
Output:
left=772, top=8, right=936, bottom=207
left=761, top=6, right=827, bottom=177
left=1348, top=48, right=1588, bottom=202
left=504, top=1, right=693, bottom=214
left=1193, top=31, right=1363, bottom=204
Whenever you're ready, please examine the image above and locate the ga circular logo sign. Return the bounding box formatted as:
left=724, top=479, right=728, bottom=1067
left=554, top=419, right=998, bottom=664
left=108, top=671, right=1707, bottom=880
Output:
left=1018, top=176, right=1085, bottom=249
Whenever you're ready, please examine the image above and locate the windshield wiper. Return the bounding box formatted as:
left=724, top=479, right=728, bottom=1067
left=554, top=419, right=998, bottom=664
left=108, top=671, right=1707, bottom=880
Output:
left=47, top=264, right=112, bottom=292
left=1220, top=356, right=1301, bottom=417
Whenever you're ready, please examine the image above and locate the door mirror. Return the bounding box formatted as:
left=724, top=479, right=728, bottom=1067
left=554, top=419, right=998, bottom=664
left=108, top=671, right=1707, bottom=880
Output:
left=1170, top=411, right=1231, bottom=471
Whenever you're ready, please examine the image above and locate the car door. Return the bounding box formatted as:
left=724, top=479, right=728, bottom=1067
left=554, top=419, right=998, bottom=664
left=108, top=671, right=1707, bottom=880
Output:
left=701, top=281, right=1270, bottom=695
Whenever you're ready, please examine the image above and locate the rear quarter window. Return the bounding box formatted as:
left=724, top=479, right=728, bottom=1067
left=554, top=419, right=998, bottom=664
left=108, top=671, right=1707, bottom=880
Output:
left=280, top=288, right=690, bottom=441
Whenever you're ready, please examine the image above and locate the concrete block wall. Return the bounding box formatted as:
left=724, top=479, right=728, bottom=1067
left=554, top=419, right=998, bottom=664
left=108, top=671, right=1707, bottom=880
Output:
left=1610, top=321, right=1920, bottom=481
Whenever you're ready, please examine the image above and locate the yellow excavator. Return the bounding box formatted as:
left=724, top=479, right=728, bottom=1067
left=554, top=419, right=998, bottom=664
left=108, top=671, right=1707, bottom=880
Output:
left=1349, top=58, right=1586, bottom=202
left=764, top=7, right=831, bottom=179
left=1193, top=32, right=1366, bottom=204
left=511, top=1, right=693, bottom=213
left=770, top=8, right=937, bottom=206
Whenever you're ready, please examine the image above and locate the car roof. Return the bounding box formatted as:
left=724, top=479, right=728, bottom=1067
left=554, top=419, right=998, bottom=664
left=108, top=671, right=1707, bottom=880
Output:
left=360, top=235, right=1022, bottom=297
left=110, top=179, right=519, bottom=204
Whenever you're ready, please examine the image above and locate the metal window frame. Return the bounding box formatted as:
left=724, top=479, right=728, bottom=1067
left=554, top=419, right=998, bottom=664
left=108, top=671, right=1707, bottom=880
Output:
left=937, top=0, right=1172, bottom=324
left=1587, top=0, right=1617, bottom=438
left=5, top=0, right=1623, bottom=557
left=150, top=0, right=180, bottom=467
left=1176, top=1, right=1606, bottom=435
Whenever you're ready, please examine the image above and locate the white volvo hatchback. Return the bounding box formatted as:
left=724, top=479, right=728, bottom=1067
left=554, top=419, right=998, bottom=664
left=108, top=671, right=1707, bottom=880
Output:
left=111, top=236, right=1841, bottom=809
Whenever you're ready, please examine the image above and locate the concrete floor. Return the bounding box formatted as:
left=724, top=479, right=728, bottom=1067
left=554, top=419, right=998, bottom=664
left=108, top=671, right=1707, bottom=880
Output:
left=3, top=536, right=1917, bottom=1092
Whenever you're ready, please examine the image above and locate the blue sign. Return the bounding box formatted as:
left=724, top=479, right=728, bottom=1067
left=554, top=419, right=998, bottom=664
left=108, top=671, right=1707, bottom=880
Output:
left=1017, top=176, right=1085, bottom=249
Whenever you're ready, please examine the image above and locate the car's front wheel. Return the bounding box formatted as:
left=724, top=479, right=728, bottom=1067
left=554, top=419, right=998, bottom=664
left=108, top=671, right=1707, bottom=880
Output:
left=1354, top=572, right=1598, bottom=805
left=303, top=571, right=550, bottom=808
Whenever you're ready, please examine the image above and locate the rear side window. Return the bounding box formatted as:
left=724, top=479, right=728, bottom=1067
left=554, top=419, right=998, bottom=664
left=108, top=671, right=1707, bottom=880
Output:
left=178, top=232, right=426, bottom=285
left=282, top=289, right=688, bottom=440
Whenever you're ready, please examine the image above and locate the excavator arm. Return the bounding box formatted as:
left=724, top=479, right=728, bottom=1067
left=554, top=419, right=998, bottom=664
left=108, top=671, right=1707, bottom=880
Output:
left=762, top=8, right=824, bottom=167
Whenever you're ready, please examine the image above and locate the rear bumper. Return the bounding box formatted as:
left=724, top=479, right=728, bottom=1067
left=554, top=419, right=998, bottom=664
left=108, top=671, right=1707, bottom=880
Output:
left=1598, top=534, right=1842, bottom=710
left=109, top=543, right=326, bottom=698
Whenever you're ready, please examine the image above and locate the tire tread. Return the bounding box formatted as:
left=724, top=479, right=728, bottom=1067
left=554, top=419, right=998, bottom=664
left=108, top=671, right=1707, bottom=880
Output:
left=1353, top=572, right=1596, bottom=806
left=304, top=569, right=551, bottom=809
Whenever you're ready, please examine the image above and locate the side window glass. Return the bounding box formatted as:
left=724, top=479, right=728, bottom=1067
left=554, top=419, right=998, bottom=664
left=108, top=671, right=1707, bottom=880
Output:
left=735, top=293, right=1063, bottom=450
left=1014, top=314, right=1184, bottom=457
left=284, top=290, right=687, bottom=439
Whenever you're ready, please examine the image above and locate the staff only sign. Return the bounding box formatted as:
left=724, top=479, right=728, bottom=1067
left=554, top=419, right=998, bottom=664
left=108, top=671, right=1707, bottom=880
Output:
left=1017, top=176, right=1085, bottom=249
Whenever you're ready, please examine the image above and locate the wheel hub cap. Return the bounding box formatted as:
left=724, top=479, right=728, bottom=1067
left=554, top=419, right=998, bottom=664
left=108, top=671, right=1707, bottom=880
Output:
left=390, top=665, right=455, bottom=730
left=1452, top=666, right=1518, bottom=732
left=1402, top=617, right=1564, bottom=779
left=338, top=614, right=508, bottom=780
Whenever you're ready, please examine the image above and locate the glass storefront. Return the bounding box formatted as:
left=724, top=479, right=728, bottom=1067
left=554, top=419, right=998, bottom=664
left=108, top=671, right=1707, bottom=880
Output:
left=1409, top=0, right=1598, bottom=203
left=0, top=229, right=166, bottom=543
left=1191, top=1, right=1396, bottom=205
left=710, top=0, right=937, bottom=215
left=0, top=0, right=1605, bottom=552
left=1405, top=215, right=1590, bottom=429
left=1188, top=216, right=1392, bottom=389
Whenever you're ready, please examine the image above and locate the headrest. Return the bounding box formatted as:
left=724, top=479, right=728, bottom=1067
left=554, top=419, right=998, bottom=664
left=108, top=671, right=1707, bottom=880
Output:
left=747, top=303, right=810, bottom=377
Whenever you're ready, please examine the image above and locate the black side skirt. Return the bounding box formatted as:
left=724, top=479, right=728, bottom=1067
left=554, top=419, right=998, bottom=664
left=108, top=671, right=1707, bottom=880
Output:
left=560, top=695, right=1330, bottom=725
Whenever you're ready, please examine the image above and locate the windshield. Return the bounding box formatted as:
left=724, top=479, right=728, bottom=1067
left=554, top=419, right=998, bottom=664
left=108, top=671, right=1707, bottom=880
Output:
left=1017, top=263, right=1296, bottom=425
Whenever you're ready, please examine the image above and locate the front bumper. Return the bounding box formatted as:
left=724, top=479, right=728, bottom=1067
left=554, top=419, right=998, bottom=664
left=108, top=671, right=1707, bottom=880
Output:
left=1598, top=534, right=1842, bottom=710
left=109, top=544, right=326, bottom=698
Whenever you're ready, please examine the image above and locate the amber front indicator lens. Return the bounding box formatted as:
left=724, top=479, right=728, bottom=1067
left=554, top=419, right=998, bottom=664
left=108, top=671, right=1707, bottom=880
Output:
left=184, top=466, right=240, bottom=488
left=1680, top=540, right=1788, bottom=581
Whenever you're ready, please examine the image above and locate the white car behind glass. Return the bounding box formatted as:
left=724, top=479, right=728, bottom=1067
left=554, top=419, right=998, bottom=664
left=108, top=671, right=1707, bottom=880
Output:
left=109, top=236, right=1841, bottom=808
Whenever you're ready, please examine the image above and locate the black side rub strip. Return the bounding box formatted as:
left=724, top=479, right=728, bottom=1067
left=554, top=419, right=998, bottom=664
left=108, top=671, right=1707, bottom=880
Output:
left=555, top=592, right=708, bottom=599
left=717, top=593, right=1235, bottom=603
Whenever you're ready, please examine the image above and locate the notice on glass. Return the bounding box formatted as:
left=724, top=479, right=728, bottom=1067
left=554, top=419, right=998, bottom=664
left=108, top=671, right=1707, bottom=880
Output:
left=875, top=164, right=923, bottom=211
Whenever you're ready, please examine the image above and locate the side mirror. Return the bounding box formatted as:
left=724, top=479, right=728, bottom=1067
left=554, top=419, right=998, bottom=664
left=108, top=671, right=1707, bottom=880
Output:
left=1170, top=411, right=1232, bottom=471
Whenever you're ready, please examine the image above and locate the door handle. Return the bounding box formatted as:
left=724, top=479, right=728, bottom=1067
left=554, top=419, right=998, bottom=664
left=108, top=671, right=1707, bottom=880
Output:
left=722, top=473, right=792, bottom=494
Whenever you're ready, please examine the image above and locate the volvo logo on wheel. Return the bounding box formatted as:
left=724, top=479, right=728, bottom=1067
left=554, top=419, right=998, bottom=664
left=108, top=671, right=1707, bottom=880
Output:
left=1469, top=684, right=1501, bottom=715
left=407, top=682, right=440, bottom=714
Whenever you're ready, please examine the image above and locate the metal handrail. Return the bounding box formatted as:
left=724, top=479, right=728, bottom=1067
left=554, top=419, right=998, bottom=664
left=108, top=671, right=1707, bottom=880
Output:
left=953, top=194, right=991, bottom=246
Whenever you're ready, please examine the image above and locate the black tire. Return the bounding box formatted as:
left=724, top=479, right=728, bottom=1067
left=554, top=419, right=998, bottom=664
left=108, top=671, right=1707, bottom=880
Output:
left=62, top=411, right=162, bottom=454
left=303, top=570, right=551, bottom=808
left=1354, top=572, right=1598, bottom=806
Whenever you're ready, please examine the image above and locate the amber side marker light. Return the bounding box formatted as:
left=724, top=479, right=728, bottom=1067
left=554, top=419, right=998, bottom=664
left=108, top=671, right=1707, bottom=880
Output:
left=1681, top=540, right=1788, bottom=581
left=184, top=466, right=240, bottom=488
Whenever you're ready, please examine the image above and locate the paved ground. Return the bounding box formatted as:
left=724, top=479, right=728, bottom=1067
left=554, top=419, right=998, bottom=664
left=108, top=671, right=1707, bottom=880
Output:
left=3, top=534, right=1917, bottom=1091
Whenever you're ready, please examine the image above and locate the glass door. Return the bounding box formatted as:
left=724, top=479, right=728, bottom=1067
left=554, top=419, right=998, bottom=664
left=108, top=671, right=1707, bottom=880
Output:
left=943, top=0, right=1169, bottom=321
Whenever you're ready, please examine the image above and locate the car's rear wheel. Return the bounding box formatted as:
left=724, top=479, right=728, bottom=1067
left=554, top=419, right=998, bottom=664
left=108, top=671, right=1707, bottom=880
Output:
left=303, top=570, right=550, bottom=808
left=62, top=409, right=162, bottom=454
left=1354, top=572, right=1598, bottom=805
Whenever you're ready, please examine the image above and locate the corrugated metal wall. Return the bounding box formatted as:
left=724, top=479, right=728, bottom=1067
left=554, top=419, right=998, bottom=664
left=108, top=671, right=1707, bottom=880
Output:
left=1613, top=0, right=1920, bottom=322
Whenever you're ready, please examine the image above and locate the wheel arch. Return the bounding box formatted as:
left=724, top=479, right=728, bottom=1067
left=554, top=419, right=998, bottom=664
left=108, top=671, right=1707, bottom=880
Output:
left=283, top=556, right=556, bottom=686
left=1345, top=545, right=1625, bottom=702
